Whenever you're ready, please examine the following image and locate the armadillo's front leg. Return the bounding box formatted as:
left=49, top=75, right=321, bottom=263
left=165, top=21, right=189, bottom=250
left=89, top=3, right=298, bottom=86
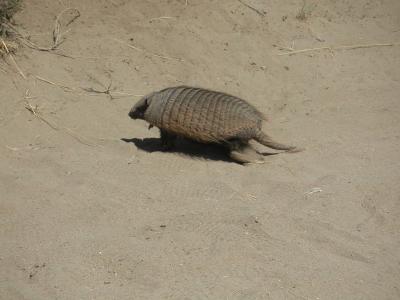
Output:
left=160, top=129, right=177, bottom=151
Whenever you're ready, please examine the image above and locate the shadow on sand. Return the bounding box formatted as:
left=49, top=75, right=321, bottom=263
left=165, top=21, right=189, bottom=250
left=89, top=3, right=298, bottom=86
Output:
left=121, top=137, right=233, bottom=163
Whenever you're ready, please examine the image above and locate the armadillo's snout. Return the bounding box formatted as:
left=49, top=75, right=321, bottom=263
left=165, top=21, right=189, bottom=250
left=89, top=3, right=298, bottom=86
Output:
left=129, top=107, right=141, bottom=120
left=128, top=108, right=136, bottom=119
left=129, top=97, right=149, bottom=120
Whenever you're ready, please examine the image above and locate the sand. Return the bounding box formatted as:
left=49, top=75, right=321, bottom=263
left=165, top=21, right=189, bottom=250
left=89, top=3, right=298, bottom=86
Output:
left=1, top=0, right=400, bottom=299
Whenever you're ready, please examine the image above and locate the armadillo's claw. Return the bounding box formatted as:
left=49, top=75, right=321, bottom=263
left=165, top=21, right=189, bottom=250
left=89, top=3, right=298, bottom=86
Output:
left=286, top=147, right=304, bottom=153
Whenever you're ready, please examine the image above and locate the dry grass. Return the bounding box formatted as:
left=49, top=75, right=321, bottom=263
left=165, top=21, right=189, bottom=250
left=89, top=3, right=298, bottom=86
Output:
left=0, top=0, right=21, bottom=55
left=4, top=7, right=80, bottom=52
left=296, top=1, right=316, bottom=21
left=0, top=0, right=22, bottom=36
left=0, top=36, right=16, bottom=54
left=0, top=0, right=23, bottom=77
left=1, top=37, right=24, bottom=77
left=1, top=6, right=80, bottom=78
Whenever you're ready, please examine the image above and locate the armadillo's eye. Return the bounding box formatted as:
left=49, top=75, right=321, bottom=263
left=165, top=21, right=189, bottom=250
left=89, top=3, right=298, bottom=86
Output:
left=137, top=102, right=148, bottom=113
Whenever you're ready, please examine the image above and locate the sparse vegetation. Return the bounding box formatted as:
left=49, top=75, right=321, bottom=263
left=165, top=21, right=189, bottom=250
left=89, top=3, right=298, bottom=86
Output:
left=296, top=1, right=316, bottom=21
left=0, top=0, right=21, bottom=72
left=0, top=0, right=22, bottom=37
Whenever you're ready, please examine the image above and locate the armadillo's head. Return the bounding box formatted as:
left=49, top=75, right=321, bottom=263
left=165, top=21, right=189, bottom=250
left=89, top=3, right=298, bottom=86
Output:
left=129, top=95, right=152, bottom=120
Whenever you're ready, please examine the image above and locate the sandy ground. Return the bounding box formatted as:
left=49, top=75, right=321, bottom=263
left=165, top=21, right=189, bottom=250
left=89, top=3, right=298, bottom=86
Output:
left=1, top=0, right=400, bottom=299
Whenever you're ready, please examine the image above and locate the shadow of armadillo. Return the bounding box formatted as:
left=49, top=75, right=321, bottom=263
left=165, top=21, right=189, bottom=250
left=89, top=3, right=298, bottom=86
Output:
left=121, top=137, right=233, bottom=163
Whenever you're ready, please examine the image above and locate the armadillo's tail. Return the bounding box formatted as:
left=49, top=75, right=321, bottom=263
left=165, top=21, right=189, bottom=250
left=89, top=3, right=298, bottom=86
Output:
left=254, top=130, right=303, bottom=153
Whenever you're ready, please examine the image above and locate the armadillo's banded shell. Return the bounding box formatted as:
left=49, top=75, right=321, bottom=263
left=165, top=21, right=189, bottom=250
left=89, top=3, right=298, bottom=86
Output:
left=144, top=86, right=265, bottom=143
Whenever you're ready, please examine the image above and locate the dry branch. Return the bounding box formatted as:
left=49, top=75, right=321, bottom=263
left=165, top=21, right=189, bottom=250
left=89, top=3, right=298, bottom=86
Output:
left=113, top=38, right=184, bottom=62
left=149, top=16, right=176, bottom=22
left=238, top=0, right=266, bottom=17
left=82, top=81, right=115, bottom=99
left=25, top=101, right=98, bottom=147
left=35, top=74, right=143, bottom=99
left=25, top=102, right=58, bottom=130
left=278, top=42, right=399, bottom=56
left=35, top=75, right=76, bottom=92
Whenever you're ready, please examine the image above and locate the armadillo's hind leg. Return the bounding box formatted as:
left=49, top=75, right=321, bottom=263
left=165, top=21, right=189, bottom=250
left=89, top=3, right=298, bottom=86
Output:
left=160, top=129, right=177, bottom=151
left=227, top=140, right=265, bottom=164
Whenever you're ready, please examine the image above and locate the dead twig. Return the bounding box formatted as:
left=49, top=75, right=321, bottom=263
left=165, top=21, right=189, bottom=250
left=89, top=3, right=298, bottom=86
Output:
left=34, top=72, right=143, bottom=100
left=63, top=127, right=98, bottom=147
left=82, top=80, right=115, bottom=99
left=278, top=42, right=399, bottom=56
left=34, top=74, right=143, bottom=99
left=305, top=187, right=323, bottom=195
left=6, top=144, right=41, bottom=151
left=237, top=0, right=266, bottom=17
left=24, top=101, right=98, bottom=146
left=113, top=38, right=184, bottom=62
left=110, top=91, right=144, bottom=98
left=81, top=83, right=144, bottom=99
left=149, top=16, right=176, bottom=22
left=35, top=75, right=76, bottom=92
left=25, top=102, right=58, bottom=130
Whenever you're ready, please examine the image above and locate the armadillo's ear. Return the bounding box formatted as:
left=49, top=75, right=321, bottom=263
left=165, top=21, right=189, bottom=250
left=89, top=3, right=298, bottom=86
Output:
left=135, top=97, right=149, bottom=110
left=144, top=95, right=153, bottom=106
left=139, top=95, right=153, bottom=108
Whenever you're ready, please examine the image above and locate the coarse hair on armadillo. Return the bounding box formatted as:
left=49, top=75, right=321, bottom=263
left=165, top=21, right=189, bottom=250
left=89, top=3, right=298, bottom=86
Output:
left=142, top=86, right=268, bottom=144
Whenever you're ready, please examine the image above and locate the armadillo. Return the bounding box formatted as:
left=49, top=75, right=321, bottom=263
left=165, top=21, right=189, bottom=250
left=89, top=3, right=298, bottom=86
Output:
left=129, top=86, right=301, bottom=163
